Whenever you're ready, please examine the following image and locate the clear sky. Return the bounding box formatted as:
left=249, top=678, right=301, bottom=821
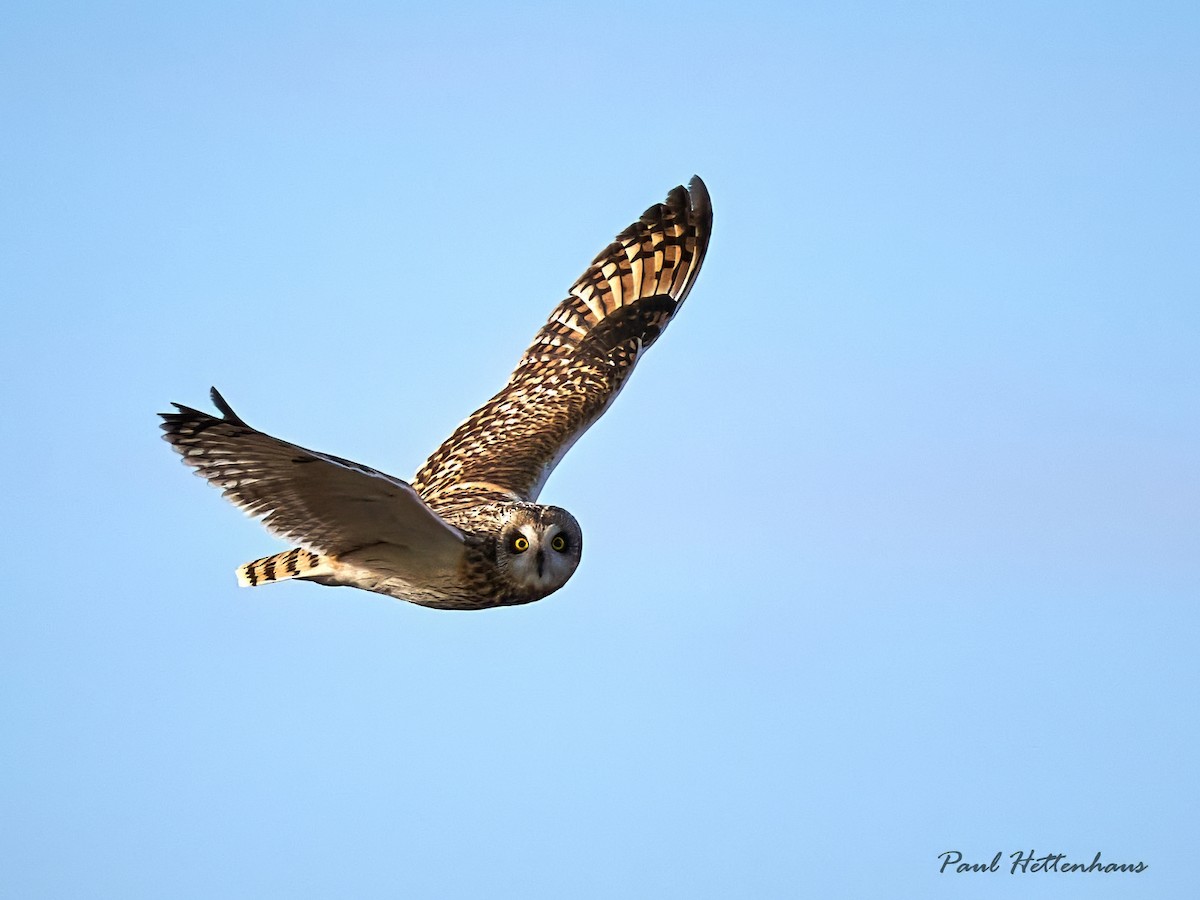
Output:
left=2, top=2, right=1197, bottom=897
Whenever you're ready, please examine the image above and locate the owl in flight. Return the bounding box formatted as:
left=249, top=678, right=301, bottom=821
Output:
left=161, top=177, right=712, bottom=610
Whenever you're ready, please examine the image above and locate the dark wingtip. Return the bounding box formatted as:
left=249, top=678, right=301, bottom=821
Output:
left=642, top=176, right=713, bottom=241
left=209, top=386, right=247, bottom=425
left=657, top=176, right=712, bottom=229
left=159, top=401, right=201, bottom=425
left=686, top=175, right=712, bottom=236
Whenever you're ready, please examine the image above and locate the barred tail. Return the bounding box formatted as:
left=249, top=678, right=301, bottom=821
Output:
left=237, top=548, right=335, bottom=587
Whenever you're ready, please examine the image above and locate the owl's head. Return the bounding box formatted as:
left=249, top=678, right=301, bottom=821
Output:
left=497, top=504, right=583, bottom=597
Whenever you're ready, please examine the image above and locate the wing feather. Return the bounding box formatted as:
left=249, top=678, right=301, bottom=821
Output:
left=413, top=176, right=712, bottom=506
left=161, top=389, right=466, bottom=564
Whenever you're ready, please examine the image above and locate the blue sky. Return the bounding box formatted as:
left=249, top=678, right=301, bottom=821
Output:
left=2, top=2, right=1197, bottom=897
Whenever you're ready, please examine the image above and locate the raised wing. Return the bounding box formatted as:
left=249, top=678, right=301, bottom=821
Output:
left=160, top=388, right=466, bottom=564
left=413, top=176, right=712, bottom=507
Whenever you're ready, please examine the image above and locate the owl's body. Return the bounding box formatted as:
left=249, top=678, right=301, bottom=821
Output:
left=242, top=498, right=582, bottom=611
left=161, top=177, right=712, bottom=610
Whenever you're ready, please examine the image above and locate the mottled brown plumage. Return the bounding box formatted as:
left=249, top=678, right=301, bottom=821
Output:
left=160, top=176, right=712, bottom=610
left=413, top=181, right=708, bottom=506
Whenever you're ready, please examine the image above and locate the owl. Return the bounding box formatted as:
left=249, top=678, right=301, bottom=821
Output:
left=160, top=177, right=712, bottom=610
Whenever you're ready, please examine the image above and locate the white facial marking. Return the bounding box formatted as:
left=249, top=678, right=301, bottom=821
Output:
left=506, top=520, right=577, bottom=592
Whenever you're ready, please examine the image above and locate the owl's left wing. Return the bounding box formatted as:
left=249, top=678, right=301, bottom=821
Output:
left=413, top=176, right=712, bottom=506
left=161, top=389, right=466, bottom=567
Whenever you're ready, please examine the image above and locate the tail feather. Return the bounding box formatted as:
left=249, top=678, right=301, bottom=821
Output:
left=237, top=548, right=335, bottom=587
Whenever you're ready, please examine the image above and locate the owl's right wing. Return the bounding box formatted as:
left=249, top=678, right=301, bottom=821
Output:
left=413, top=176, right=712, bottom=506
left=160, top=388, right=466, bottom=566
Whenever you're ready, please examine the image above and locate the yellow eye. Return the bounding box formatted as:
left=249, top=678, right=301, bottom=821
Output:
left=513, top=536, right=529, bottom=552
left=551, top=535, right=566, bottom=552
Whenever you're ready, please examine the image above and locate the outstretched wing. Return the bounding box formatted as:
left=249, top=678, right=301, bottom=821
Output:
left=160, top=389, right=466, bottom=564
left=413, top=176, right=712, bottom=507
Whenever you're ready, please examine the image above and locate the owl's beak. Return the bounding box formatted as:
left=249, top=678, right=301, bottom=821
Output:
left=536, top=549, right=545, bottom=578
